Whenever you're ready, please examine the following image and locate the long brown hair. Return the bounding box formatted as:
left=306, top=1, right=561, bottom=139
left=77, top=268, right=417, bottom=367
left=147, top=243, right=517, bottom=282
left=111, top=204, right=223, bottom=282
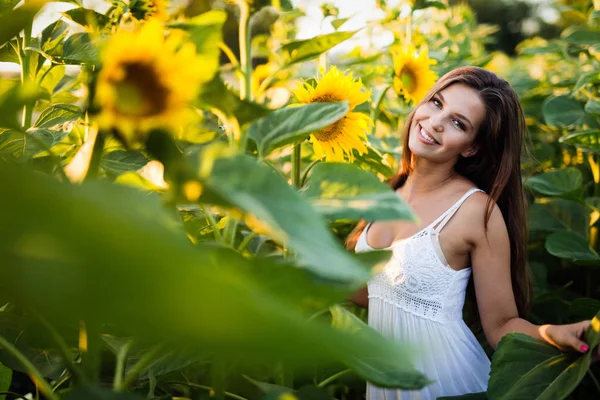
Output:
left=347, top=66, right=532, bottom=326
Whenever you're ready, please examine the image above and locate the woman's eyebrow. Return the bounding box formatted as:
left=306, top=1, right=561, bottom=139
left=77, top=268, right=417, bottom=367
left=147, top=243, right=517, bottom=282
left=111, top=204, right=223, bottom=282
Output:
left=437, top=92, right=474, bottom=130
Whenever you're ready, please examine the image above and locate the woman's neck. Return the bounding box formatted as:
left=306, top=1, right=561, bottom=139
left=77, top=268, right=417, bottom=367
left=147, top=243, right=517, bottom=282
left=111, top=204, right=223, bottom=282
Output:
left=401, top=158, right=457, bottom=201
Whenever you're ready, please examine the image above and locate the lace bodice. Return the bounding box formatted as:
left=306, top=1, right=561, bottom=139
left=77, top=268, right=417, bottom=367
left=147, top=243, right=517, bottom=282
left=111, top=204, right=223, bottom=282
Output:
left=356, top=188, right=484, bottom=323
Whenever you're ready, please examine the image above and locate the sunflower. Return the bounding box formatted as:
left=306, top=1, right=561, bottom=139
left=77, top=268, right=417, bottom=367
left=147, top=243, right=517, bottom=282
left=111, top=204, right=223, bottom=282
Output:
left=392, top=44, right=438, bottom=104
left=95, top=19, right=207, bottom=146
left=130, top=0, right=169, bottom=21
left=293, top=66, right=371, bottom=162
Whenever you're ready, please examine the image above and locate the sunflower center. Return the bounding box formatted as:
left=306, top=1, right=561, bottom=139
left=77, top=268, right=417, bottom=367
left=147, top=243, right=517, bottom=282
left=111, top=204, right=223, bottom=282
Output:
left=314, top=118, right=344, bottom=142
left=113, top=61, right=169, bottom=117
left=311, top=93, right=341, bottom=103
left=399, top=67, right=417, bottom=92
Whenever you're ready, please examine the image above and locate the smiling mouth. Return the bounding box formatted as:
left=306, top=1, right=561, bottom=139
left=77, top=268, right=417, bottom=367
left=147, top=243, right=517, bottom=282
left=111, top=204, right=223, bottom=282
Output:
left=418, top=124, right=440, bottom=145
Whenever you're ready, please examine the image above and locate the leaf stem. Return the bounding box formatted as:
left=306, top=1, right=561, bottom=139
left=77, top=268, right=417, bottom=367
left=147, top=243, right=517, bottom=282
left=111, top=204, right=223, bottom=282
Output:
left=237, top=232, right=257, bottom=253
left=200, top=205, right=224, bottom=242
left=165, top=381, right=248, bottom=400
left=317, top=368, right=352, bottom=388
left=118, top=344, right=163, bottom=391
left=237, top=1, right=252, bottom=101
left=300, top=158, right=321, bottom=188
left=0, top=335, right=59, bottom=400
left=292, top=143, right=302, bottom=188
left=20, top=23, right=34, bottom=129
left=113, top=339, right=132, bottom=390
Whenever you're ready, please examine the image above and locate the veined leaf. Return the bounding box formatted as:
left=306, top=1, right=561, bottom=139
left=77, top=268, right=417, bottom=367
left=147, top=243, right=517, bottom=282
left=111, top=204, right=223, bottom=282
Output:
left=562, top=27, right=600, bottom=45
left=525, top=168, right=583, bottom=197
left=34, top=104, right=81, bottom=129
left=61, top=32, right=99, bottom=65
left=62, top=8, right=110, bottom=30
left=0, top=0, right=47, bottom=47
left=280, top=30, right=358, bottom=66
left=247, top=102, right=349, bottom=156
left=560, top=130, right=600, bottom=153
left=303, top=162, right=415, bottom=222
left=101, top=150, right=149, bottom=176
left=542, top=96, right=585, bottom=127
left=545, top=230, right=600, bottom=266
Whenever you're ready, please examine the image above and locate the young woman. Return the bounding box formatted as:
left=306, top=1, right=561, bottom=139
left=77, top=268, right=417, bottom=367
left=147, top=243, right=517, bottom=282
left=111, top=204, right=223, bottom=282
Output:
left=347, top=66, right=596, bottom=399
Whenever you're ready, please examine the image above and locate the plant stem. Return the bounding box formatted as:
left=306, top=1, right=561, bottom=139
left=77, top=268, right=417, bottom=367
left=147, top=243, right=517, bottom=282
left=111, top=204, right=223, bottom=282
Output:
left=224, top=217, right=239, bottom=247
left=20, top=23, right=33, bottom=129
left=237, top=232, right=257, bottom=253
left=200, top=205, right=223, bottom=242
left=113, top=339, right=132, bottom=391
left=300, top=158, right=321, bottom=187
left=83, top=130, right=105, bottom=181
left=35, top=314, right=88, bottom=385
left=118, top=344, right=162, bottom=391
left=0, top=335, right=59, bottom=400
left=317, top=369, right=352, bottom=388
left=292, top=143, right=302, bottom=188
left=370, top=85, right=391, bottom=135
left=238, top=0, right=252, bottom=101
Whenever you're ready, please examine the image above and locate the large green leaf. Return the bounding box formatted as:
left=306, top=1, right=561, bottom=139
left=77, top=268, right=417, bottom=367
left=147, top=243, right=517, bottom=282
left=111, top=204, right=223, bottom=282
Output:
left=24, top=127, right=70, bottom=158
left=279, top=30, right=358, bottom=66
left=0, top=162, right=426, bottom=386
left=545, top=230, right=600, bottom=266
left=0, top=0, right=47, bottom=47
left=570, top=298, right=600, bottom=319
left=330, top=306, right=429, bottom=389
left=585, top=98, right=600, bottom=115
left=39, top=20, right=69, bottom=57
left=201, top=153, right=371, bottom=282
left=559, top=130, right=600, bottom=153
left=528, top=203, right=567, bottom=232
left=247, top=102, right=349, bottom=156
left=61, top=32, right=99, bottom=65
left=101, top=150, right=149, bottom=176
left=487, top=311, right=600, bottom=400
left=438, top=393, right=487, bottom=400
left=62, top=8, right=110, bottom=30
left=562, top=27, right=600, bottom=45
left=302, top=162, right=415, bottom=222
left=525, top=168, right=583, bottom=197
left=34, top=103, right=81, bottom=129
left=542, top=96, right=585, bottom=127
left=198, top=75, right=270, bottom=126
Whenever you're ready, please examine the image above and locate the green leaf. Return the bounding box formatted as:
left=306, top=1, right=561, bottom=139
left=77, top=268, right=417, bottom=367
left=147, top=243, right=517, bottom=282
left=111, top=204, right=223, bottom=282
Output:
left=39, top=20, right=69, bottom=57
left=198, top=75, right=270, bottom=126
left=24, top=127, right=70, bottom=158
left=167, top=10, right=226, bottom=84
left=559, top=130, right=600, bottom=153
left=585, top=98, right=600, bottom=115
left=61, top=32, right=99, bottom=65
left=202, top=153, right=370, bottom=282
left=0, top=84, right=48, bottom=130
left=574, top=72, right=600, bottom=92
left=413, top=0, right=448, bottom=10
left=62, top=8, right=110, bottom=30
left=330, top=306, right=430, bottom=389
left=247, top=102, right=349, bottom=156
left=280, top=30, right=358, bottom=66
left=34, top=104, right=81, bottom=129
left=487, top=333, right=590, bottom=400
left=114, top=171, right=166, bottom=192
left=525, top=168, right=583, bottom=197
left=570, top=298, right=600, bottom=319
left=0, top=362, right=11, bottom=400
left=542, top=96, right=585, bottom=127
left=528, top=203, right=567, bottom=232
left=584, top=310, right=600, bottom=351
left=545, top=230, right=600, bottom=266
left=562, top=27, right=600, bottom=45
left=0, top=0, right=47, bottom=47
left=0, top=162, right=428, bottom=382
left=303, top=162, right=415, bottom=222
left=331, top=17, right=351, bottom=30
left=101, top=151, right=149, bottom=176
left=0, top=39, right=19, bottom=64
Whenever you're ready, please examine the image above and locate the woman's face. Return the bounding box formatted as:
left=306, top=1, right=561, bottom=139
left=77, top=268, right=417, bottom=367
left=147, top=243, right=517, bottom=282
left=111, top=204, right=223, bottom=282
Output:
left=408, top=83, right=486, bottom=164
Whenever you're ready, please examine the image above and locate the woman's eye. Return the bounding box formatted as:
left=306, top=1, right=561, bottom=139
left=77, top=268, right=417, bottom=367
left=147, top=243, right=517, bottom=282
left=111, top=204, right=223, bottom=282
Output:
left=432, top=98, right=442, bottom=108
left=453, top=119, right=465, bottom=130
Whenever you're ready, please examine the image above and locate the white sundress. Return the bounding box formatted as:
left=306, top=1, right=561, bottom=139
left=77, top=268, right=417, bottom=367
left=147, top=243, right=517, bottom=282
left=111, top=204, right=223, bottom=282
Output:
left=355, top=188, right=491, bottom=400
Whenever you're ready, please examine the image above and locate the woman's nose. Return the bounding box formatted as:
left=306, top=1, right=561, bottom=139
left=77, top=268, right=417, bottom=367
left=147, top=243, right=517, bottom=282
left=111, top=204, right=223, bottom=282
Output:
left=430, top=115, right=443, bottom=132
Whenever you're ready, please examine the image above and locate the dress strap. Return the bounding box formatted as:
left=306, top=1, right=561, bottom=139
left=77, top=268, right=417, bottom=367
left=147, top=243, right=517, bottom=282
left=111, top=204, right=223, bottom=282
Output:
left=432, top=188, right=484, bottom=234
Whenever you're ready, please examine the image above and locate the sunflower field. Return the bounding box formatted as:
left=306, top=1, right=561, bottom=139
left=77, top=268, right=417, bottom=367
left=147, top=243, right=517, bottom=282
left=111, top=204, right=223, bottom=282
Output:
left=1, top=0, right=600, bottom=399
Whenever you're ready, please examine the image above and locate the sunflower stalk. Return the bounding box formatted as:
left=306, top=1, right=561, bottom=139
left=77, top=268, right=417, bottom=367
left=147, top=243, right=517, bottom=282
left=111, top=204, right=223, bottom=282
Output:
left=20, top=22, right=34, bottom=129
left=292, top=143, right=302, bottom=188
left=237, top=0, right=252, bottom=101
left=370, top=85, right=391, bottom=135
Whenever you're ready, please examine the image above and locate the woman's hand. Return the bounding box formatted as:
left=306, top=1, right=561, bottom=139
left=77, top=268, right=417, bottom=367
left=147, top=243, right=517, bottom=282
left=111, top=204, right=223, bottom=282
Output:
left=539, top=321, right=599, bottom=360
